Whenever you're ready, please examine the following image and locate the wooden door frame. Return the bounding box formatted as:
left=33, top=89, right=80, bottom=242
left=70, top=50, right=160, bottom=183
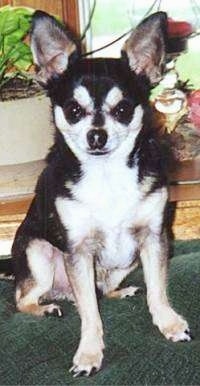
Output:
left=0, top=0, right=80, bottom=36
left=62, top=0, right=80, bottom=35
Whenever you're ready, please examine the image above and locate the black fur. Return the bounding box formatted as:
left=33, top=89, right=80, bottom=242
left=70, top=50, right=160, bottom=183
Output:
left=0, top=11, right=170, bottom=286
left=127, top=118, right=171, bottom=193
left=0, top=12, right=192, bottom=378
left=9, top=56, right=171, bottom=285
left=12, top=129, right=83, bottom=283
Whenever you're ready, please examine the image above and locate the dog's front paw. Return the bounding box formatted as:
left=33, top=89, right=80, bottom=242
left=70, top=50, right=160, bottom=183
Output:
left=154, top=307, right=192, bottom=342
left=163, top=316, right=191, bottom=342
left=70, top=338, right=104, bottom=377
left=43, top=303, right=63, bottom=317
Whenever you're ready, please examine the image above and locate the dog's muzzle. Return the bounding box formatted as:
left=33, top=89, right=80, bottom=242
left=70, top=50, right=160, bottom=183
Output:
left=87, top=129, right=108, bottom=154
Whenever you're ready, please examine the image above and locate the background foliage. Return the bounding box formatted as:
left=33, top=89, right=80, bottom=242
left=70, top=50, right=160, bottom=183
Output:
left=0, top=6, right=34, bottom=89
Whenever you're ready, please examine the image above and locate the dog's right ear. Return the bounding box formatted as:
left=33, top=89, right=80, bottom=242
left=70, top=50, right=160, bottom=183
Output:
left=31, top=10, right=79, bottom=83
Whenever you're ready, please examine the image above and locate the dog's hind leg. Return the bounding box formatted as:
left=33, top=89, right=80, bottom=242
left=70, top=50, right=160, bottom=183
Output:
left=97, top=261, right=140, bottom=299
left=16, top=239, right=63, bottom=317
left=106, top=285, right=140, bottom=299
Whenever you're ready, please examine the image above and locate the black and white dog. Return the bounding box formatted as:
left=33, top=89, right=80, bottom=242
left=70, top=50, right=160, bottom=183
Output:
left=5, top=10, right=192, bottom=376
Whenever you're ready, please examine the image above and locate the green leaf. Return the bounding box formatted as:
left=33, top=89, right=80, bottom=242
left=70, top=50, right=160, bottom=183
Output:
left=0, top=5, right=10, bottom=14
left=14, top=54, right=33, bottom=71
left=0, top=63, right=6, bottom=78
left=0, top=6, right=34, bottom=87
left=5, top=42, right=33, bottom=71
left=4, top=30, right=26, bottom=51
left=0, top=10, right=19, bottom=36
left=8, top=41, right=30, bottom=62
left=19, top=14, right=31, bottom=34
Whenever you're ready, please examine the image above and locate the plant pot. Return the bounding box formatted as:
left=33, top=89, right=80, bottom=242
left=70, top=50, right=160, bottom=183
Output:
left=0, top=94, right=54, bottom=166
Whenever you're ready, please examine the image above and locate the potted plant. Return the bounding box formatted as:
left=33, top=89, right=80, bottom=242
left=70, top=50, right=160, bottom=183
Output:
left=0, top=5, right=53, bottom=167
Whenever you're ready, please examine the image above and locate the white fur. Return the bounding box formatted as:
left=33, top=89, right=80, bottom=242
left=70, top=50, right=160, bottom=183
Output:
left=27, top=239, right=54, bottom=293
left=54, top=105, right=90, bottom=161
left=31, top=40, right=40, bottom=66
left=103, top=87, right=123, bottom=111
left=56, top=151, right=167, bottom=269
left=73, top=85, right=94, bottom=112
left=54, top=90, right=166, bottom=270
left=54, top=103, right=144, bottom=162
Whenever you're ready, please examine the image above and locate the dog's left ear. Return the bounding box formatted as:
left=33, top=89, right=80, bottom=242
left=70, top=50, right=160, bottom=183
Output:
left=122, top=12, right=168, bottom=84
left=31, top=10, right=79, bottom=83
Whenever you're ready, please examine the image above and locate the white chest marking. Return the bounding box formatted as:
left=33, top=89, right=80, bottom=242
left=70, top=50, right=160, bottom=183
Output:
left=56, top=158, right=139, bottom=232
left=55, top=158, right=167, bottom=269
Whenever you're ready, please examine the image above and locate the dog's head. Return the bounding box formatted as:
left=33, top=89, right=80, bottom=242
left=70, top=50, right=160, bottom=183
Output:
left=31, top=11, right=167, bottom=160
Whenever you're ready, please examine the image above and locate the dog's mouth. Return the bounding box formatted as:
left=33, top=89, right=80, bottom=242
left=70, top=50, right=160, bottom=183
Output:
left=87, top=149, right=110, bottom=156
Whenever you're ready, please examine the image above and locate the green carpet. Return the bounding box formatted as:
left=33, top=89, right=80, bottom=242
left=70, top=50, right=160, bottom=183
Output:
left=0, top=240, right=200, bottom=385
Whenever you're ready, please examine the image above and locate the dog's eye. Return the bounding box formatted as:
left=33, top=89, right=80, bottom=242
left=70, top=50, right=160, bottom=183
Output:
left=111, top=100, right=133, bottom=124
left=64, top=101, right=86, bottom=123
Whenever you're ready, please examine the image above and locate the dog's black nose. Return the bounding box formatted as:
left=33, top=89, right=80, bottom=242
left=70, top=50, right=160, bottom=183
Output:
left=87, top=129, right=108, bottom=150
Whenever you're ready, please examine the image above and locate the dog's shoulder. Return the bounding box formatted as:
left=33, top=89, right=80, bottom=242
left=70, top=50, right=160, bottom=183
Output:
left=35, top=129, right=82, bottom=198
left=128, top=123, right=172, bottom=194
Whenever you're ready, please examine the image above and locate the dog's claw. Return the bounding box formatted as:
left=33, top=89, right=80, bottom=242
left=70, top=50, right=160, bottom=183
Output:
left=72, top=368, right=85, bottom=378
left=179, top=328, right=192, bottom=342
left=166, top=329, right=192, bottom=342
left=69, top=365, right=82, bottom=377
left=52, top=307, right=63, bottom=317
left=120, top=286, right=141, bottom=299
left=69, top=365, right=98, bottom=377
left=180, top=329, right=192, bottom=342
left=44, top=304, right=63, bottom=317
left=70, top=367, right=86, bottom=378
left=125, top=286, right=143, bottom=297
left=185, top=329, right=194, bottom=340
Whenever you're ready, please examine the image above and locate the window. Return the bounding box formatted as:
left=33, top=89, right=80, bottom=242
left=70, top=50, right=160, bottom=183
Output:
left=80, top=0, right=200, bottom=88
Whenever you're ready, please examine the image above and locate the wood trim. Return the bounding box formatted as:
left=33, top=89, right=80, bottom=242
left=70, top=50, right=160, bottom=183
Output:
left=169, top=183, right=200, bottom=202
left=0, top=0, right=10, bottom=5
left=1, top=0, right=63, bottom=14
left=0, top=0, right=80, bottom=36
left=169, top=158, right=200, bottom=202
left=0, top=160, right=45, bottom=198
left=1, top=180, right=199, bottom=219
left=0, top=195, right=33, bottom=216
left=170, top=159, right=200, bottom=184
left=0, top=159, right=200, bottom=217
left=62, top=0, right=80, bottom=36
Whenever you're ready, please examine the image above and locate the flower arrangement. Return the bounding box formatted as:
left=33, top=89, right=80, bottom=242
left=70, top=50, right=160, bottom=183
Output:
left=187, top=90, right=200, bottom=131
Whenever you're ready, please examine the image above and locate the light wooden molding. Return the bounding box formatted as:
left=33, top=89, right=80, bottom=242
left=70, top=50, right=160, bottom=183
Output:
left=0, top=0, right=80, bottom=36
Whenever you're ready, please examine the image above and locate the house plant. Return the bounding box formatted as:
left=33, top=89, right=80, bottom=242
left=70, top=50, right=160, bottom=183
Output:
left=0, top=5, right=33, bottom=90
left=0, top=5, right=53, bottom=167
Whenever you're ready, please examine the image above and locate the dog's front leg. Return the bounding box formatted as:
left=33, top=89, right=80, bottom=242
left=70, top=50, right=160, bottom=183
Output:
left=140, top=232, right=191, bottom=342
left=64, top=246, right=104, bottom=377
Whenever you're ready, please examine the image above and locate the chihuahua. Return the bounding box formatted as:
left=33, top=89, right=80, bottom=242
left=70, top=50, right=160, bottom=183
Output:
left=3, top=10, right=191, bottom=377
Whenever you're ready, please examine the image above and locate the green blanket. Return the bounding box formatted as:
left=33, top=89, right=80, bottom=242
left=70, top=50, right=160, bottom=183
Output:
left=0, top=240, right=200, bottom=385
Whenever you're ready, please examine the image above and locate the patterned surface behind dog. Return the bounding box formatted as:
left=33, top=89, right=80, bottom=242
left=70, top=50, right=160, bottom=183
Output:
left=0, top=240, right=200, bottom=385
